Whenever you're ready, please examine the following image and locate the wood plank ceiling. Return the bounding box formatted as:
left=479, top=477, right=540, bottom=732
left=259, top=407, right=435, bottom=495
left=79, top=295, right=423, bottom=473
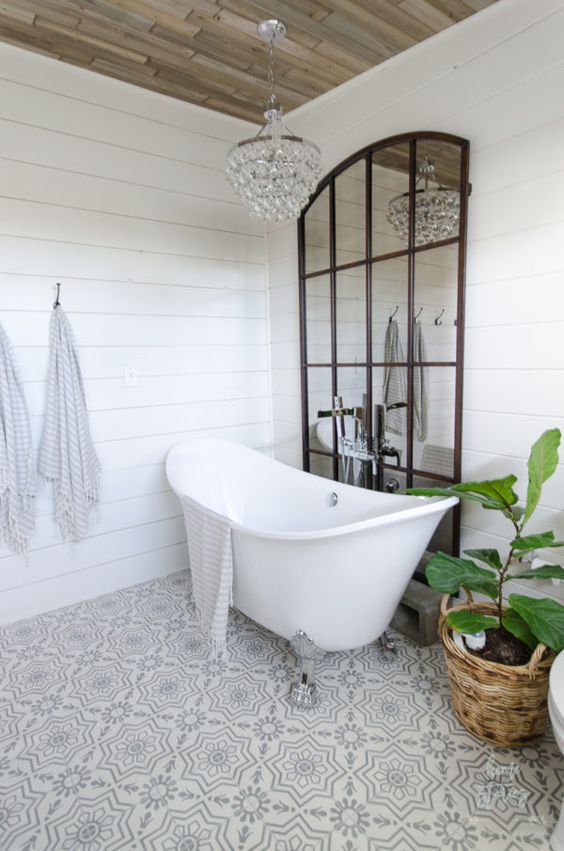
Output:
left=0, top=0, right=498, bottom=123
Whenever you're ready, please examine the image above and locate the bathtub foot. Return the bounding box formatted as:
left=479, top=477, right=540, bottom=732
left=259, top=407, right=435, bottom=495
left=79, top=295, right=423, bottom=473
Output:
left=289, top=630, right=323, bottom=708
left=380, top=630, right=397, bottom=653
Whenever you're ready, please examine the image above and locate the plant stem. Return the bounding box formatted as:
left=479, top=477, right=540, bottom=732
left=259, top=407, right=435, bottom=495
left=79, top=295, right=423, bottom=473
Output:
left=497, top=546, right=516, bottom=625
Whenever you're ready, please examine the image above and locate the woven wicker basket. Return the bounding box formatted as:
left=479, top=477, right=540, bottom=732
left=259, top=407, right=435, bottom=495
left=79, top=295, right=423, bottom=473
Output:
left=439, top=594, right=554, bottom=747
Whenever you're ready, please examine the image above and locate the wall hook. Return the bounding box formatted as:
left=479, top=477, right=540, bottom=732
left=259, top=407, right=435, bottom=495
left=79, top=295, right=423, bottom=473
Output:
left=434, top=308, right=445, bottom=325
left=388, top=305, right=399, bottom=322
left=414, top=307, right=423, bottom=321
left=53, top=282, right=61, bottom=308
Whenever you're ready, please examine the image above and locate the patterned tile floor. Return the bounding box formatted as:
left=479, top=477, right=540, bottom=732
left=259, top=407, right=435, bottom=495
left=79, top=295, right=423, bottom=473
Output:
left=0, top=571, right=562, bottom=851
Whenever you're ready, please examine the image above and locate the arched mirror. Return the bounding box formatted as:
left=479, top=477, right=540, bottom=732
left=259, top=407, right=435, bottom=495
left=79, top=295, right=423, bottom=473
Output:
left=298, top=132, right=470, bottom=554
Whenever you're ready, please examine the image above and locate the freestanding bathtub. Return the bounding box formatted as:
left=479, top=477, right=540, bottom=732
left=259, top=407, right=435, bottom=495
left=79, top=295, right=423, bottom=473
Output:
left=166, top=438, right=457, bottom=652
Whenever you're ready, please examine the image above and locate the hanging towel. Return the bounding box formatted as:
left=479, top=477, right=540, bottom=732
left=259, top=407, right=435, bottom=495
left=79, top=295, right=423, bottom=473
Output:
left=181, top=495, right=234, bottom=656
left=38, top=306, right=100, bottom=541
left=413, top=319, right=429, bottom=442
left=0, top=323, right=36, bottom=554
left=383, top=319, right=407, bottom=435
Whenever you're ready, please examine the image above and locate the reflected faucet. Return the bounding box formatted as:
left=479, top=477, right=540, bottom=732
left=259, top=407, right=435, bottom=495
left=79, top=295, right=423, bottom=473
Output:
left=373, top=402, right=406, bottom=489
left=326, top=398, right=406, bottom=490
left=330, top=396, right=372, bottom=487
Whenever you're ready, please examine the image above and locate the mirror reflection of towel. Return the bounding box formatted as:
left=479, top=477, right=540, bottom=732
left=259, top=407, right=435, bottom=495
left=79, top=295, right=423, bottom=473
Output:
left=413, top=320, right=428, bottom=442
left=421, top=443, right=453, bottom=477
left=383, top=319, right=406, bottom=435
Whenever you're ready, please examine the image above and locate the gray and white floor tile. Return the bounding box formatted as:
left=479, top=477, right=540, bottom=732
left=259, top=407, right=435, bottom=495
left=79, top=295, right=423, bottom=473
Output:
left=0, top=570, right=562, bottom=850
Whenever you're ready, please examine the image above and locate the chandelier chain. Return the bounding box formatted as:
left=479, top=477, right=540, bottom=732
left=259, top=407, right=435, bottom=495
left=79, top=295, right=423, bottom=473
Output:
left=267, top=39, right=277, bottom=108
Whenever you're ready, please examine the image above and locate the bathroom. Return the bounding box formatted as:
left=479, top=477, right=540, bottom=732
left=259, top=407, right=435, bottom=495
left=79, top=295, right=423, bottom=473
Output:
left=1, top=0, right=563, bottom=848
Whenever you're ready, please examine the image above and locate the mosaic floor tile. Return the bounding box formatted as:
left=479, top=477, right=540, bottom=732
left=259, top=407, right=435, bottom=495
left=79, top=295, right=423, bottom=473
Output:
left=0, top=569, right=562, bottom=850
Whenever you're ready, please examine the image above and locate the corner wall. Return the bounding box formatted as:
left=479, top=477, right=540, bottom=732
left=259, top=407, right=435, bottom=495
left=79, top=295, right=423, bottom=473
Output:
left=0, top=44, right=268, bottom=622
left=267, top=0, right=564, bottom=599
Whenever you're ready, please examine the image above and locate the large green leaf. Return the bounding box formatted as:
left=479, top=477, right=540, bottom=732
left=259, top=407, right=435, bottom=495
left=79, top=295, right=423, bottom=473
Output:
left=446, top=611, right=498, bottom=634
left=405, top=486, right=509, bottom=514
left=426, top=552, right=497, bottom=596
left=453, top=476, right=519, bottom=510
left=463, top=549, right=503, bottom=571
left=502, top=608, right=538, bottom=650
left=405, top=486, right=484, bottom=505
left=511, top=565, right=564, bottom=581
left=523, top=429, right=561, bottom=526
left=511, top=531, right=564, bottom=553
left=458, top=576, right=499, bottom=601
left=508, top=594, right=564, bottom=652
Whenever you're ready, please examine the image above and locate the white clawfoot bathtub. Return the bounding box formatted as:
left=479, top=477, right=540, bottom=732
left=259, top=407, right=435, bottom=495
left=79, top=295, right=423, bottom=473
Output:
left=166, top=438, right=457, bottom=652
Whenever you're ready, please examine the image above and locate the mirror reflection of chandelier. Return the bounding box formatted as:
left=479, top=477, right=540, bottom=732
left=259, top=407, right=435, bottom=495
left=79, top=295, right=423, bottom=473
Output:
left=225, top=20, right=323, bottom=223
left=387, top=156, right=460, bottom=246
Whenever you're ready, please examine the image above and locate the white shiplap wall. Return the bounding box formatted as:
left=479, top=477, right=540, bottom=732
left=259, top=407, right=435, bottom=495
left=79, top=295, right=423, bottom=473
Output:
left=0, top=44, right=268, bottom=623
left=267, top=0, right=564, bottom=600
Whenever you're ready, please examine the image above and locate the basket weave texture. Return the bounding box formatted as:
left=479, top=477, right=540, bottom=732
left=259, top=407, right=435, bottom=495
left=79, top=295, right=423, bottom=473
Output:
left=439, top=594, right=555, bottom=747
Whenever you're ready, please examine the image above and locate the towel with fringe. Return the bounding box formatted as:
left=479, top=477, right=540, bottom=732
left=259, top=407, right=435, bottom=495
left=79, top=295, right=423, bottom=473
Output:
left=383, top=318, right=407, bottom=435
left=38, top=306, right=100, bottom=541
left=413, top=319, right=429, bottom=442
left=0, top=322, right=36, bottom=553
left=181, top=495, right=233, bottom=656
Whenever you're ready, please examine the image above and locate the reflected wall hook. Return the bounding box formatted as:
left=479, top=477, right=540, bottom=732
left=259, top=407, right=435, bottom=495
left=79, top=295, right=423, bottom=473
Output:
left=414, top=307, right=423, bottom=321
left=53, top=282, right=61, bottom=308
left=434, top=308, right=445, bottom=325
left=388, top=305, right=399, bottom=323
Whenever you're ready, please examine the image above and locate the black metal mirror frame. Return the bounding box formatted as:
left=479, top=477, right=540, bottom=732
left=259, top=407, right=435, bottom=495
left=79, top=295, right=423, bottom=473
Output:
left=297, top=131, right=470, bottom=554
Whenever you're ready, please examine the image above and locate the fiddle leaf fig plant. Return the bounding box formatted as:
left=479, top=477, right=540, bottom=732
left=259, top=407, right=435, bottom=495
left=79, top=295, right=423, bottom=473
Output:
left=406, top=429, right=564, bottom=654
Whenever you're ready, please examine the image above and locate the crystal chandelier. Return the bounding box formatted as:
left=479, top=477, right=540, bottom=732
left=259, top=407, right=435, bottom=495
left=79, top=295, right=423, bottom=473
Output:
left=225, top=20, right=323, bottom=224
left=387, top=155, right=460, bottom=246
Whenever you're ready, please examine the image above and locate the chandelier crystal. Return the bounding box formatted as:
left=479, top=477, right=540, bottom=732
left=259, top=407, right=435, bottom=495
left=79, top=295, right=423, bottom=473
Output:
left=387, top=156, right=460, bottom=246
left=225, top=20, right=323, bottom=224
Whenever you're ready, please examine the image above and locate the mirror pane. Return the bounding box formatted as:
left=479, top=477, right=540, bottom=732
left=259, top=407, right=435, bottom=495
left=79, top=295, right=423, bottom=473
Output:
left=336, top=366, right=367, bottom=416
left=413, top=474, right=454, bottom=552
left=307, top=367, right=334, bottom=454
left=372, top=143, right=410, bottom=256
left=414, top=139, right=461, bottom=248
left=305, top=274, right=331, bottom=363
left=335, top=159, right=366, bottom=266
left=304, top=186, right=330, bottom=274
left=372, top=256, right=409, bottom=364
left=309, top=451, right=335, bottom=481
left=413, top=366, right=455, bottom=479
left=413, top=245, right=458, bottom=362
left=336, top=269, right=366, bottom=363
left=372, top=365, right=407, bottom=467
left=336, top=366, right=369, bottom=487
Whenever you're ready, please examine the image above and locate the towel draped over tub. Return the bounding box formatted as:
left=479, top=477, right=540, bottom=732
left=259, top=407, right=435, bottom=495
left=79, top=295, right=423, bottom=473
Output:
left=181, top=495, right=234, bottom=655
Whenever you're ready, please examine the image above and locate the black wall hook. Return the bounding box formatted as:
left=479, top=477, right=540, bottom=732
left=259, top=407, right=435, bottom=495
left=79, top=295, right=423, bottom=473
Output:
left=388, top=305, right=399, bottom=322
left=414, top=307, right=423, bottom=321
left=434, top=308, right=445, bottom=325
left=53, top=282, right=61, bottom=308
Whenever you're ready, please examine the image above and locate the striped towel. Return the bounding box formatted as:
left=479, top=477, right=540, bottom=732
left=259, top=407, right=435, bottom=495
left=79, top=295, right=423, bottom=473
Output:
left=383, top=319, right=407, bottom=435
left=421, top=443, right=454, bottom=478
left=38, top=306, right=100, bottom=541
left=413, top=320, right=428, bottom=442
left=0, top=322, right=36, bottom=554
left=181, top=495, right=233, bottom=656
